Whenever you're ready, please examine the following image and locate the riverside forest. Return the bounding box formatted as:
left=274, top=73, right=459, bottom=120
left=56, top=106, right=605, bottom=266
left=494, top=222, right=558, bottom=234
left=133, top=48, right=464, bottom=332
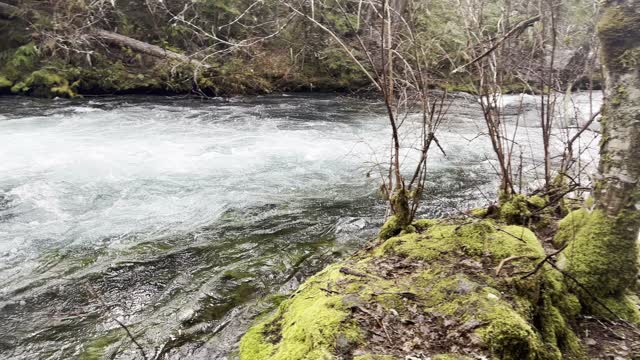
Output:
left=0, top=0, right=639, bottom=359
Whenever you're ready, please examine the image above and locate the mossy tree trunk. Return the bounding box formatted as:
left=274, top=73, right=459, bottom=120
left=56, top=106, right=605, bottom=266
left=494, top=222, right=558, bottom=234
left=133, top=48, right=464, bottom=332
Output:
left=595, top=0, right=640, bottom=215
left=563, top=0, right=640, bottom=316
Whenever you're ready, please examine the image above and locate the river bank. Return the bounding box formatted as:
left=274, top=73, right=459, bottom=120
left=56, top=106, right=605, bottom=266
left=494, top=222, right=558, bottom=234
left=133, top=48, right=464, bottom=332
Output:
left=240, top=209, right=640, bottom=360
left=0, top=43, right=601, bottom=99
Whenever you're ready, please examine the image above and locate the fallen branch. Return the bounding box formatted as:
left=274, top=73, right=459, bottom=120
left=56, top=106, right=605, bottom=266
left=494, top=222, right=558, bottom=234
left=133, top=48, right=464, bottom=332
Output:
left=320, top=287, right=341, bottom=295
left=0, top=2, right=207, bottom=69
left=93, top=30, right=208, bottom=69
left=340, top=267, right=369, bottom=278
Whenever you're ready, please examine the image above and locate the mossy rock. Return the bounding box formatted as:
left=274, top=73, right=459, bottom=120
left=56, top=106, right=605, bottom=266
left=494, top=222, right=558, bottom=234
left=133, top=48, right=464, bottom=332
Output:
left=9, top=69, right=78, bottom=98
left=470, top=207, right=489, bottom=218
left=240, top=220, right=585, bottom=360
left=492, top=194, right=551, bottom=228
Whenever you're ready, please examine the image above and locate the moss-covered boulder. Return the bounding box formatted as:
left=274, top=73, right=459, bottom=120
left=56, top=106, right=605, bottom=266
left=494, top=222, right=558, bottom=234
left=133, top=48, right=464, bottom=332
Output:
left=497, top=194, right=548, bottom=225
left=240, top=220, right=584, bottom=360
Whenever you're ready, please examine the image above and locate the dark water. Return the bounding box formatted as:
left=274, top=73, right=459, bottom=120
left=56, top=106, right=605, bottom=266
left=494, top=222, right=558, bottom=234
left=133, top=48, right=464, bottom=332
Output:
left=0, top=92, right=599, bottom=359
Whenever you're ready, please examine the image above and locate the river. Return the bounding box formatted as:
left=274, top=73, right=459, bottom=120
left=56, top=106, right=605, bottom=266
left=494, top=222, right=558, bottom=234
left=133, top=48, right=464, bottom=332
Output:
left=0, top=92, right=600, bottom=359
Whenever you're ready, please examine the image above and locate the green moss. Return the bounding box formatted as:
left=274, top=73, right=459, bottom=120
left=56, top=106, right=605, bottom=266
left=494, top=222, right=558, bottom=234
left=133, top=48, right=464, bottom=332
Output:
left=527, top=195, right=547, bottom=209
left=470, top=207, right=488, bottom=218
left=442, top=82, right=478, bottom=94
left=495, top=194, right=550, bottom=227
left=412, top=218, right=439, bottom=231
left=264, top=294, right=289, bottom=307
left=379, top=220, right=543, bottom=264
left=545, top=271, right=581, bottom=319
left=563, top=209, right=637, bottom=297
left=398, top=225, right=416, bottom=235
left=597, top=6, right=639, bottom=41
left=0, top=75, right=12, bottom=89
left=378, top=215, right=401, bottom=240
left=78, top=329, right=124, bottom=360
left=553, top=209, right=589, bottom=248
left=475, top=300, right=541, bottom=359
left=239, top=313, right=279, bottom=360
left=597, top=294, right=640, bottom=322
left=499, top=194, right=532, bottom=224
left=597, top=5, right=640, bottom=70
left=239, top=264, right=363, bottom=360
left=9, top=69, right=78, bottom=97
left=560, top=209, right=640, bottom=321
left=1, top=43, right=39, bottom=81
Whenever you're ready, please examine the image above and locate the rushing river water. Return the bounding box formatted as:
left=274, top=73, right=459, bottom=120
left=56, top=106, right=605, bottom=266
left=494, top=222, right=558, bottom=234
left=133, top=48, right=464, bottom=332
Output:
left=0, top=92, right=600, bottom=359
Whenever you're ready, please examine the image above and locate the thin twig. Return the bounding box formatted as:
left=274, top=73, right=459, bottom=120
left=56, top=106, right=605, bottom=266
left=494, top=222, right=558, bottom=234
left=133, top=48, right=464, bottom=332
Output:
left=520, top=244, right=568, bottom=279
left=496, top=255, right=538, bottom=276
left=85, top=284, right=148, bottom=360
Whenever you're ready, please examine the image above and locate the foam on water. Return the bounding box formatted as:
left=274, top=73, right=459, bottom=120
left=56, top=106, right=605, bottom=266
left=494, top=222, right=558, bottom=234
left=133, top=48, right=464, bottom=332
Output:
left=0, top=97, right=389, bottom=258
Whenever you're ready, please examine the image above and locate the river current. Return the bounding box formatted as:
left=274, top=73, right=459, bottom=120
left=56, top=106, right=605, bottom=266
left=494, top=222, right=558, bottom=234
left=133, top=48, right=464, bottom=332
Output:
left=0, top=92, right=600, bottom=359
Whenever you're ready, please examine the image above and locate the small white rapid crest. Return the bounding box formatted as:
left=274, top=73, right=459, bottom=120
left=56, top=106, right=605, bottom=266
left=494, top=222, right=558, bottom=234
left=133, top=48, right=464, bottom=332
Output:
left=0, top=97, right=387, bottom=257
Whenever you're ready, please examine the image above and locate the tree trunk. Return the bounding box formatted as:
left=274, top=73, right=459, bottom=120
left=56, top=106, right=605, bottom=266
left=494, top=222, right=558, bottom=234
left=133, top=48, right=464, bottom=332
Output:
left=594, top=1, right=640, bottom=215
left=561, top=0, right=640, bottom=319
left=93, top=30, right=207, bottom=68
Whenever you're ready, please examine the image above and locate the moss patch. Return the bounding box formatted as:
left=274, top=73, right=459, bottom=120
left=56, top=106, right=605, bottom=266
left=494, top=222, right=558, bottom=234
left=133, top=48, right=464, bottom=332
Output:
left=239, top=264, right=363, bottom=360
left=378, top=215, right=401, bottom=240
left=553, top=209, right=589, bottom=248
left=78, top=329, right=124, bottom=360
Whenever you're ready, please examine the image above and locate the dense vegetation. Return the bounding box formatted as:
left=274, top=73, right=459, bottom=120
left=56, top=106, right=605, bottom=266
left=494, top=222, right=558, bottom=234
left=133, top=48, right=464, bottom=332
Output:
left=0, top=0, right=598, bottom=97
